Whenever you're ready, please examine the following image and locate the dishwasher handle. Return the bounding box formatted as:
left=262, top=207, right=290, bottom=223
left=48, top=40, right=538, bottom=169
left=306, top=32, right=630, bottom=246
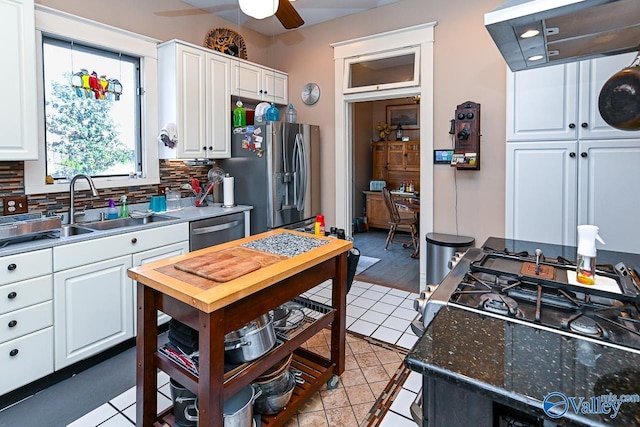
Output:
left=191, top=220, right=241, bottom=235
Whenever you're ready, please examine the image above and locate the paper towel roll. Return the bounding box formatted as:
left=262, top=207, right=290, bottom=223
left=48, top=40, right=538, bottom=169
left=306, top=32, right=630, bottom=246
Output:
left=223, top=175, right=235, bottom=207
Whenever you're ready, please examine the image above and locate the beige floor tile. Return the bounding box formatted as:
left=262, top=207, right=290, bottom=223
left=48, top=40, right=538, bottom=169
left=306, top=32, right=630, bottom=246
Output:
left=344, top=354, right=359, bottom=370
left=319, top=387, right=350, bottom=409
left=339, top=368, right=367, bottom=387
left=345, top=383, right=375, bottom=405
left=374, top=348, right=403, bottom=364
left=361, top=365, right=391, bottom=383
left=283, top=414, right=300, bottom=427
left=325, top=407, right=358, bottom=427
left=298, top=393, right=324, bottom=413
left=298, top=411, right=329, bottom=427
left=383, top=362, right=403, bottom=377
left=306, top=333, right=328, bottom=348
left=308, top=344, right=330, bottom=358
left=368, top=380, right=389, bottom=397
left=352, top=402, right=374, bottom=425
left=349, top=340, right=374, bottom=355
left=356, top=351, right=382, bottom=368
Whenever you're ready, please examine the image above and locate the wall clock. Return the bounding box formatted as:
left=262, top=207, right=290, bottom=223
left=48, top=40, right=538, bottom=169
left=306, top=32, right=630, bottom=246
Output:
left=301, top=83, right=320, bottom=105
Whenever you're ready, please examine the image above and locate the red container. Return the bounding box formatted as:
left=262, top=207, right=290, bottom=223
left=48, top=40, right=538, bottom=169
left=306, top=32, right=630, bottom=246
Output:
left=246, top=109, right=255, bottom=125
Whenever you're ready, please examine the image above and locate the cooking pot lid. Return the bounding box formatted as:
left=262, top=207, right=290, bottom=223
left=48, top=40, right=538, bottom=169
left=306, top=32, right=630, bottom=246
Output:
left=598, top=65, right=640, bottom=130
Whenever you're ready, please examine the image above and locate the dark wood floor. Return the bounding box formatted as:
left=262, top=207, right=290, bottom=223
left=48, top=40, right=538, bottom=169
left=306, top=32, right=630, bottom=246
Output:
left=353, top=228, right=420, bottom=293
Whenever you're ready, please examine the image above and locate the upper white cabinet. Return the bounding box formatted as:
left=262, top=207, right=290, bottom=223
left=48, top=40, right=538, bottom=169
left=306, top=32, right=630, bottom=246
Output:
left=231, top=60, right=288, bottom=105
left=158, top=40, right=231, bottom=159
left=507, top=52, right=640, bottom=141
left=0, top=0, right=38, bottom=160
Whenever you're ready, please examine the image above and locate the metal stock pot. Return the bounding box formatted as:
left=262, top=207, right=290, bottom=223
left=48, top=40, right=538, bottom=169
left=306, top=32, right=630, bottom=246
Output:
left=224, top=313, right=276, bottom=364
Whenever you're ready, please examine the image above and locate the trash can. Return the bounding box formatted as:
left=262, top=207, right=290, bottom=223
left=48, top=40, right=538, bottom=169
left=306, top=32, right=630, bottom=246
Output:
left=426, top=233, right=475, bottom=285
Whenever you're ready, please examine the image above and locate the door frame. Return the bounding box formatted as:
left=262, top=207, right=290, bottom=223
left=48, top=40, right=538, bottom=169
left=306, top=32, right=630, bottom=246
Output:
left=332, top=23, right=436, bottom=288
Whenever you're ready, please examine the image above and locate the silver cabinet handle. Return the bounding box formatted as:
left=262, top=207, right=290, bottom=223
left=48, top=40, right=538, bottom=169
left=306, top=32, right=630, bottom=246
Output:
left=191, top=221, right=240, bottom=235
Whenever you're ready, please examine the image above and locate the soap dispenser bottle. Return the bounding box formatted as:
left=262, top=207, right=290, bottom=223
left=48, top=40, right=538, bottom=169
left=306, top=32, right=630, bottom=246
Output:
left=576, top=225, right=605, bottom=285
left=106, top=198, right=118, bottom=220
left=119, top=195, right=129, bottom=218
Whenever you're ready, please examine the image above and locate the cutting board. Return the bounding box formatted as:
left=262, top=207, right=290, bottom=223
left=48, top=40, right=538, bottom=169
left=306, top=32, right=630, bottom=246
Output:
left=169, top=247, right=286, bottom=284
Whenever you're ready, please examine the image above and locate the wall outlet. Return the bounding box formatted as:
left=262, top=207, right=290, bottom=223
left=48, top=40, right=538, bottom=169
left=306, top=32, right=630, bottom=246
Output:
left=4, top=196, right=28, bottom=215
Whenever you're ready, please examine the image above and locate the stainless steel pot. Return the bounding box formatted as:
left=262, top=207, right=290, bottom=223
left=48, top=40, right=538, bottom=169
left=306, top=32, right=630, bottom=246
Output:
left=224, top=313, right=276, bottom=364
left=185, top=384, right=261, bottom=427
left=253, top=371, right=297, bottom=415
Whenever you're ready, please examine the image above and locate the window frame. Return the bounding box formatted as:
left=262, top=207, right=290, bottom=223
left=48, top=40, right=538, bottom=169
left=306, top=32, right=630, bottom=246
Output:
left=25, top=5, right=160, bottom=195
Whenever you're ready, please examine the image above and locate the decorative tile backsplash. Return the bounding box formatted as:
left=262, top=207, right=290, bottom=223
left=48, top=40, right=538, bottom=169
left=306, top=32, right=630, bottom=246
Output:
left=0, top=160, right=215, bottom=216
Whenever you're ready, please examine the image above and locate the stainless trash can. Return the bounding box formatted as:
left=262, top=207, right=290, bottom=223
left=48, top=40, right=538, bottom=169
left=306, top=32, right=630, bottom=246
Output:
left=426, top=233, right=475, bottom=285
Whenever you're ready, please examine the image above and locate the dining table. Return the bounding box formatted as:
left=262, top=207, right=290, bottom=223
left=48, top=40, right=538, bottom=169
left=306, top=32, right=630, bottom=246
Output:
left=395, top=197, right=420, bottom=258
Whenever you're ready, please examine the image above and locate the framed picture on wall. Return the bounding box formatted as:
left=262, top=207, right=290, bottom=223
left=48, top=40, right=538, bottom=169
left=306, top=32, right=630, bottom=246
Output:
left=386, top=104, right=419, bottom=130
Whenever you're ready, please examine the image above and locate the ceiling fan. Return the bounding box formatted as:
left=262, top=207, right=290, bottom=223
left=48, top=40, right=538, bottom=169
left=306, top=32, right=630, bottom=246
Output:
left=240, top=0, right=304, bottom=29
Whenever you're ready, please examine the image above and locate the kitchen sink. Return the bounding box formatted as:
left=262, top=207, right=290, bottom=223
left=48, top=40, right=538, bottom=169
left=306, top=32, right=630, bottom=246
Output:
left=81, top=214, right=177, bottom=231
left=59, top=225, right=94, bottom=237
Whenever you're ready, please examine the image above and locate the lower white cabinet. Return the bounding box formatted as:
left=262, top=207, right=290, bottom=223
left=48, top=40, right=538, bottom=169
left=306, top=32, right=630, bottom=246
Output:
left=506, top=140, right=640, bottom=253
left=54, top=255, right=133, bottom=369
left=132, top=241, right=189, bottom=330
left=0, top=327, right=53, bottom=395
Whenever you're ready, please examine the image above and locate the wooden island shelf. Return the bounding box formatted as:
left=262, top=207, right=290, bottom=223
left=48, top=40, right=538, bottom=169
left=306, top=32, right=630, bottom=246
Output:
left=128, top=229, right=352, bottom=427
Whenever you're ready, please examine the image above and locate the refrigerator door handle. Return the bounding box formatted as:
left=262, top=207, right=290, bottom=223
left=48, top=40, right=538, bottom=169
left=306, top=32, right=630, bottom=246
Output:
left=295, top=133, right=307, bottom=212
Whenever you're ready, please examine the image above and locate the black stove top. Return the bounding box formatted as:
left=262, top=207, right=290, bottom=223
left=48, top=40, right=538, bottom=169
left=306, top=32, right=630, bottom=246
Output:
left=448, top=249, right=640, bottom=352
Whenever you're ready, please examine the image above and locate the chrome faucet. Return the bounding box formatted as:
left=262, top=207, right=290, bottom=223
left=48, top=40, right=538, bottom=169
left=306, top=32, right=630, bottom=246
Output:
left=69, top=174, right=99, bottom=225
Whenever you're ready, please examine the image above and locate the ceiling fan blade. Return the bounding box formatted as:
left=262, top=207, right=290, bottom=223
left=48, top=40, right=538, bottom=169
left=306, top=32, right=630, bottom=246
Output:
left=275, top=0, right=304, bottom=29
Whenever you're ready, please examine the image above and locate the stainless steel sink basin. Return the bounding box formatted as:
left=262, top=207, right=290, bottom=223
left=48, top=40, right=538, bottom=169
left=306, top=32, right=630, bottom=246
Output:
left=59, top=225, right=94, bottom=237
left=81, top=215, right=177, bottom=231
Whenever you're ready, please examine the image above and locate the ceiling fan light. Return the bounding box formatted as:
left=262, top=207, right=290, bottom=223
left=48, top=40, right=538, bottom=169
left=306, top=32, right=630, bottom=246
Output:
left=239, top=0, right=278, bottom=20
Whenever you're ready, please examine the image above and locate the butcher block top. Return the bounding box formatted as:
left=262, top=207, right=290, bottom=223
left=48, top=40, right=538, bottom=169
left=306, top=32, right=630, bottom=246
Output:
left=127, top=229, right=353, bottom=313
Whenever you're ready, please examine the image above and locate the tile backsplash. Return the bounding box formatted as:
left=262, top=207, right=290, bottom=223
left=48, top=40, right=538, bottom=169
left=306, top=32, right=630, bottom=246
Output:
left=0, top=160, right=214, bottom=216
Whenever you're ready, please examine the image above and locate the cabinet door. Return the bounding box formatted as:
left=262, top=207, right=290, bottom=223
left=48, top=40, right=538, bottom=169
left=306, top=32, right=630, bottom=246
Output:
left=386, top=143, right=405, bottom=170
left=366, top=193, right=390, bottom=229
left=404, top=141, right=420, bottom=170
left=206, top=53, right=231, bottom=158
left=176, top=44, right=207, bottom=158
left=0, top=328, right=53, bottom=396
left=507, top=63, right=578, bottom=141
left=54, top=255, right=133, bottom=369
left=263, top=70, right=288, bottom=105
left=506, top=142, right=577, bottom=246
left=132, top=241, right=189, bottom=329
left=231, top=60, right=262, bottom=100
left=0, top=0, right=37, bottom=160
left=579, top=52, right=640, bottom=140
left=372, top=142, right=387, bottom=180
left=577, top=140, right=640, bottom=254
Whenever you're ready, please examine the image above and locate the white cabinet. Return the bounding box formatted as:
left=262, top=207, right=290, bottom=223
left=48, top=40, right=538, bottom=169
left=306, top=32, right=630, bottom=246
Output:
left=231, top=60, right=288, bottom=105
left=0, top=248, right=53, bottom=395
left=0, top=0, right=38, bottom=160
left=53, top=223, right=189, bottom=368
left=132, top=241, right=189, bottom=329
left=158, top=40, right=231, bottom=159
left=506, top=140, right=640, bottom=253
left=53, top=255, right=133, bottom=369
left=507, top=52, right=640, bottom=141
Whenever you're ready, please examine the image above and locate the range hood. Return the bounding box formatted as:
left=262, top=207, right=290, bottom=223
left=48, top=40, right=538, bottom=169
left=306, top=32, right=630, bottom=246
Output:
left=485, top=0, right=640, bottom=71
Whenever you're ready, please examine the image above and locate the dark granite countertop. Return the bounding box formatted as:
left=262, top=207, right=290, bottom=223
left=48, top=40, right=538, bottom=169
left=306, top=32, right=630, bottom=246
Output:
left=405, top=237, right=640, bottom=426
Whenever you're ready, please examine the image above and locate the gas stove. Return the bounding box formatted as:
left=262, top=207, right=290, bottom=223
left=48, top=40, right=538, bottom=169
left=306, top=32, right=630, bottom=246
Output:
left=414, top=246, right=640, bottom=354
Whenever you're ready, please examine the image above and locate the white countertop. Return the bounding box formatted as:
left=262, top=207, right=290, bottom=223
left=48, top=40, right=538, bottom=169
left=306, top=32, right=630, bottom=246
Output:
left=0, top=202, right=253, bottom=257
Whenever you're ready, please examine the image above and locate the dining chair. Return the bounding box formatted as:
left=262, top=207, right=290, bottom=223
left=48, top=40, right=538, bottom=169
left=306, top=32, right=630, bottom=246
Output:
left=382, top=187, right=418, bottom=252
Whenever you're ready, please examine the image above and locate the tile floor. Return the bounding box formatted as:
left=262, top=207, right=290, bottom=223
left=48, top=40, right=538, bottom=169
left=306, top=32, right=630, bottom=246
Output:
left=66, top=279, right=422, bottom=427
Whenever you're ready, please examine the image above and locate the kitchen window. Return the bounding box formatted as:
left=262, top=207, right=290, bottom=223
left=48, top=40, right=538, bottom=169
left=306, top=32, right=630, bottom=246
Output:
left=25, top=6, right=160, bottom=195
left=42, top=37, right=142, bottom=181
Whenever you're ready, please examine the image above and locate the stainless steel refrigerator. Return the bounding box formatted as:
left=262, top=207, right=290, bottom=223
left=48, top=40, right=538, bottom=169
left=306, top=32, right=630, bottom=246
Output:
left=219, top=122, right=320, bottom=234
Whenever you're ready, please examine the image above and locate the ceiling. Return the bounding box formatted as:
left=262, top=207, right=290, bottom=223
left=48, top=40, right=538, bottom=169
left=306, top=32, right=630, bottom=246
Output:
left=178, top=0, right=401, bottom=36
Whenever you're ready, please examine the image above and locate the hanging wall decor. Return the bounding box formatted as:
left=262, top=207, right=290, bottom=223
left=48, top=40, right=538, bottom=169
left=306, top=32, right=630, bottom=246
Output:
left=70, top=69, right=123, bottom=101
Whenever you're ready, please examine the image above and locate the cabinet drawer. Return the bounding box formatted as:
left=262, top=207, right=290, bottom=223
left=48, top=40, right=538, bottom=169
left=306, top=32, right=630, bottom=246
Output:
left=0, top=301, right=52, bottom=344
left=0, top=275, right=52, bottom=315
left=54, top=223, right=189, bottom=271
left=0, top=327, right=54, bottom=396
left=0, top=249, right=52, bottom=286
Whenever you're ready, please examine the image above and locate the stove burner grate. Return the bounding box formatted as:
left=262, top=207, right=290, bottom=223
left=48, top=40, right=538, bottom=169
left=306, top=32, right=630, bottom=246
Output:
left=569, top=315, right=603, bottom=337
left=479, top=293, right=522, bottom=317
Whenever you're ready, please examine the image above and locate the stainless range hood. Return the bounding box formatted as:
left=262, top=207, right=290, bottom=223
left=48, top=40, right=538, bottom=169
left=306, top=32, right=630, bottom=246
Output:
left=485, top=0, right=640, bottom=71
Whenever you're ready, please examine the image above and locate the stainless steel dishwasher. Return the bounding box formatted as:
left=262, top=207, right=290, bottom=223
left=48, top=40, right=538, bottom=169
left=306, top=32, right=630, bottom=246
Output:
left=189, top=212, right=246, bottom=251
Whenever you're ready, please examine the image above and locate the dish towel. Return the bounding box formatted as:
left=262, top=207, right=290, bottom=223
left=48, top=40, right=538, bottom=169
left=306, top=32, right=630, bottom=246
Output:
left=158, top=122, right=178, bottom=148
